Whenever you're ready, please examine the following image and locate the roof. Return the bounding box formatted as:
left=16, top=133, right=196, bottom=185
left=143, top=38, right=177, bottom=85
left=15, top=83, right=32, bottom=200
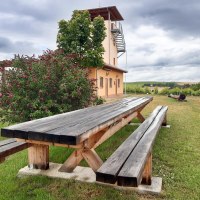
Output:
left=87, top=6, right=124, bottom=21
left=103, top=63, right=128, bottom=73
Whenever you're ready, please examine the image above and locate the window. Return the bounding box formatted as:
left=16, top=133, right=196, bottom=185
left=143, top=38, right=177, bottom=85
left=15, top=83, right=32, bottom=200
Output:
left=113, top=58, right=116, bottom=66
left=100, top=77, right=104, bottom=88
left=118, top=79, right=120, bottom=88
left=109, top=78, right=112, bottom=88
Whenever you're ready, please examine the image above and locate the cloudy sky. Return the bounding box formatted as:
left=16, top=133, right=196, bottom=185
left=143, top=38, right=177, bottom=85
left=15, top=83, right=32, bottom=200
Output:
left=0, top=0, right=200, bottom=82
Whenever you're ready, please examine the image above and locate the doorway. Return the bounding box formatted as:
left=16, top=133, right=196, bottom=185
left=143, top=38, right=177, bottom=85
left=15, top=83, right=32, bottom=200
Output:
left=105, top=78, right=108, bottom=97
left=115, top=79, right=117, bottom=95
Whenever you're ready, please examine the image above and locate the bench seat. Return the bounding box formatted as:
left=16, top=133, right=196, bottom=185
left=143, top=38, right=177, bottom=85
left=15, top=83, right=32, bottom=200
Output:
left=0, top=138, right=29, bottom=163
left=96, top=105, right=168, bottom=187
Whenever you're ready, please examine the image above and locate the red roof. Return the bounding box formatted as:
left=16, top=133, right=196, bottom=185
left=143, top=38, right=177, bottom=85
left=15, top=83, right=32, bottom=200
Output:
left=87, top=6, right=124, bottom=21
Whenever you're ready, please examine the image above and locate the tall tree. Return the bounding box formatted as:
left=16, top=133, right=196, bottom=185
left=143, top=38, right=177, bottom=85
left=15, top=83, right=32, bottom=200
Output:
left=57, top=10, right=106, bottom=67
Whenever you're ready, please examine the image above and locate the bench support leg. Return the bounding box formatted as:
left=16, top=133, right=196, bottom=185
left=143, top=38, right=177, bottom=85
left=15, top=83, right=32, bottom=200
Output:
left=59, top=149, right=84, bottom=172
left=162, top=115, right=167, bottom=126
left=28, top=144, right=49, bottom=170
left=141, top=152, right=152, bottom=185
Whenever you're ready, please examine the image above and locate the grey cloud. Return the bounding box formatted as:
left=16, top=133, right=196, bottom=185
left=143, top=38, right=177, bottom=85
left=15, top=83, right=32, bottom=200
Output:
left=0, top=36, right=36, bottom=55
left=127, top=49, right=200, bottom=69
left=133, top=44, right=156, bottom=55
left=121, top=0, right=200, bottom=38
left=126, top=65, right=200, bottom=82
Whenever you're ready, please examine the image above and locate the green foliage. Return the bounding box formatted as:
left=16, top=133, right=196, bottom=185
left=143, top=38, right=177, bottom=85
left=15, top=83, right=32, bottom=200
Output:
left=93, top=96, right=106, bottom=105
left=125, top=82, right=200, bottom=96
left=57, top=10, right=106, bottom=68
left=154, top=87, right=158, bottom=94
left=0, top=50, right=95, bottom=123
left=190, top=82, right=200, bottom=91
left=144, top=86, right=151, bottom=94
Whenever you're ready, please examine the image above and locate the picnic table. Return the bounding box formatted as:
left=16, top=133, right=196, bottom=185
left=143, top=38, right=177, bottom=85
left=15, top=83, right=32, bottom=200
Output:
left=1, top=96, right=153, bottom=173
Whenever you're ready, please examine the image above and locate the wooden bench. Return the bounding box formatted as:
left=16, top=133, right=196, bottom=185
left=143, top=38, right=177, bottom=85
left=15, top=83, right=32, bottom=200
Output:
left=96, top=105, right=168, bottom=187
left=0, top=138, right=29, bottom=163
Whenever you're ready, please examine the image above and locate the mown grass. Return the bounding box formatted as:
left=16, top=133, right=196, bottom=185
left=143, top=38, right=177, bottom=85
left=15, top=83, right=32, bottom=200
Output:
left=0, top=95, right=200, bottom=200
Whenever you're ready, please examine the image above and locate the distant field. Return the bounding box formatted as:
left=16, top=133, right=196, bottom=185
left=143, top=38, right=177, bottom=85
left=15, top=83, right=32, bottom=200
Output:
left=125, top=81, right=177, bottom=87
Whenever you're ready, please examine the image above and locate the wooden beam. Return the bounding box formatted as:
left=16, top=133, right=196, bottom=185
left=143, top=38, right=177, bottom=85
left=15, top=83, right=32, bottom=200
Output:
left=84, top=130, right=106, bottom=149
left=93, top=112, right=138, bottom=149
left=82, top=149, right=103, bottom=172
left=0, top=141, right=29, bottom=159
left=28, top=144, right=49, bottom=170
left=16, top=139, right=83, bottom=149
left=59, top=149, right=84, bottom=172
left=141, top=152, right=152, bottom=185
left=137, top=112, right=145, bottom=122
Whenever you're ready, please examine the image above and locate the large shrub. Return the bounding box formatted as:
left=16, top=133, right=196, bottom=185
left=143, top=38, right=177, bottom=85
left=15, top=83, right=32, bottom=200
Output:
left=0, top=50, right=95, bottom=123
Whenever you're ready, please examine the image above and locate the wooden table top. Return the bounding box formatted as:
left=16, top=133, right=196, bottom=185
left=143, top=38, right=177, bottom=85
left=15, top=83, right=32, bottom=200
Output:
left=1, top=97, right=153, bottom=145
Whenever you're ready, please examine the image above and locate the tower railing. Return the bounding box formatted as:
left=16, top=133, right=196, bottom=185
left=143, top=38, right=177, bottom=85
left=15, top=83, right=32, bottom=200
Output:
left=111, top=22, right=126, bottom=53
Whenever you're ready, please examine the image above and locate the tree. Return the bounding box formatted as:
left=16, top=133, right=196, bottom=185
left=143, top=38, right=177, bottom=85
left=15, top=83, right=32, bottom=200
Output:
left=0, top=50, right=95, bottom=123
left=57, top=10, right=106, bottom=67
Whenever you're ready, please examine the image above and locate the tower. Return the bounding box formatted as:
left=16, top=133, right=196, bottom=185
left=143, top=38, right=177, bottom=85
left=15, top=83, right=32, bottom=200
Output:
left=88, top=6, right=126, bottom=67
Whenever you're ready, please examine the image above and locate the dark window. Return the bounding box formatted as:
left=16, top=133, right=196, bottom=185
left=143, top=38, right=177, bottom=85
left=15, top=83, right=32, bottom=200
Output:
left=118, top=79, right=120, bottom=88
left=113, top=58, right=115, bottom=65
left=109, top=78, right=112, bottom=88
left=100, top=77, right=104, bottom=88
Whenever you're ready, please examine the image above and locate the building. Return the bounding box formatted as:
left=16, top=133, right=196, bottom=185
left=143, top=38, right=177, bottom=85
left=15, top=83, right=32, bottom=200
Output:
left=87, top=6, right=127, bottom=98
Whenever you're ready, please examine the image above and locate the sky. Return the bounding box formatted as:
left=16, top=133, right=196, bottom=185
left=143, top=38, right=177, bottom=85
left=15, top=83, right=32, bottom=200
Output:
left=0, top=0, right=200, bottom=82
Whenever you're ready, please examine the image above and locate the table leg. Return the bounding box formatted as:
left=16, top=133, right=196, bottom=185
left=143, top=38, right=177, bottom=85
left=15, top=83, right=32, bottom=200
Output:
left=28, top=144, right=49, bottom=170
left=137, top=112, right=145, bottom=122
left=82, top=148, right=103, bottom=172
left=59, top=149, right=84, bottom=172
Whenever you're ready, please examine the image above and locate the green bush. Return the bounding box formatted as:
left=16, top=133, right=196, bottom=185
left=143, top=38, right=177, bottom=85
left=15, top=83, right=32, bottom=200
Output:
left=0, top=50, right=95, bottom=122
left=93, top=96, right=105, bottom=105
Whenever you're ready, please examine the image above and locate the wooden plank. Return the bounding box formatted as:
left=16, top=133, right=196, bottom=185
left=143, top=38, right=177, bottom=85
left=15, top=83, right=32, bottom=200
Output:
left=16, top=139, right=84, bottom=149
left=1, top=97, right=153, bottom=145
left=117, top=106, right=168, bottom=187
left=28, top=144, right=49, bottom=170
left=96, top=106, right=163, bottom=184
left=1, top=97, right=141, bottom=142
left=2, top=98, right=136, bottom=133
left=0, top=138, right=16, bottom=147
left=26, top=102, right=127, bottom=143
left=82, top=149, right=103, bottom=172
left=5, top=98, right=144, bottom=144
left=56, top=97, right=153, bottom=144
left=0, top=141, right=29, bottom=158
left=38, top=97, right=144, bottom=138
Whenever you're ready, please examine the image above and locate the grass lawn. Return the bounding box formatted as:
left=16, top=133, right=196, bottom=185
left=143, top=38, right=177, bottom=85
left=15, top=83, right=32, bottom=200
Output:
left=0, top=95, right=200, bottom=200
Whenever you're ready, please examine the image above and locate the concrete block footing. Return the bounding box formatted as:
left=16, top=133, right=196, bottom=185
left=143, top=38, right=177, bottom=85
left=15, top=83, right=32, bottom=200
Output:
left=18, top=162, right=162, bottom=195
